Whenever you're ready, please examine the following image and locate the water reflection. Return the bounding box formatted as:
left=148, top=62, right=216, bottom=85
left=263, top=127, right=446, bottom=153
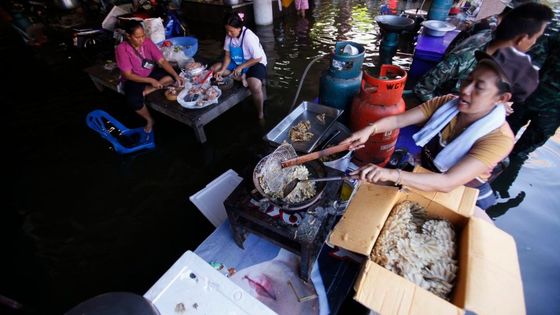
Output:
left=265, top=0, right=414, bottom=119
left=488, top=155, right=528, bottom=218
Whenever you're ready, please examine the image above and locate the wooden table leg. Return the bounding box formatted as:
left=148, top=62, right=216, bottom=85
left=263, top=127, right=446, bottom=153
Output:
left=300, top=244, right=312, bottom=282
left=226, top=210, right=247, bottom=249
left=89, top=75, right=105, bottom=92
left=230, top=221, right=247, bottom=249
left=193, top=124, right=207, bottom=143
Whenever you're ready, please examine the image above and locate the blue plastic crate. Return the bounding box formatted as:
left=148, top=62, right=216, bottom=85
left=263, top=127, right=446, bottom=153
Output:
left=159, top=36, right=198, bottom=58
left=86, top=110, right=155, bottom=154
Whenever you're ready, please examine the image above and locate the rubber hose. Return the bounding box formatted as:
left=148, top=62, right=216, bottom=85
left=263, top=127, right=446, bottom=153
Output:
left=289, top=53, right=329, bottom=113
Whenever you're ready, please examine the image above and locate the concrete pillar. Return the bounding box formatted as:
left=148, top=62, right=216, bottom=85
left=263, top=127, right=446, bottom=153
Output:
left=253, top=0, right=273, bottom=25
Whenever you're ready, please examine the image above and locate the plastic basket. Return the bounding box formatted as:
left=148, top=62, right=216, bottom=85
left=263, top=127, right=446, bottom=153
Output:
left=86, top=110, right=155, bottom=154
left=159, top=36, right=198, bottom=58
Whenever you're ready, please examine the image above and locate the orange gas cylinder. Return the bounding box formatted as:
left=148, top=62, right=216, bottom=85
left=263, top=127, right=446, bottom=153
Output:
left=350, top=65, right=407, bottom=166
left=363, top=65, right=407, bottom=105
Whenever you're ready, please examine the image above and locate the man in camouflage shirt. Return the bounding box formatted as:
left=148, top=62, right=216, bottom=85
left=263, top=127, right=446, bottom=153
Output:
left=413, top=3, right=554, bottom=103
left=507, top=29, right=560, bottom=159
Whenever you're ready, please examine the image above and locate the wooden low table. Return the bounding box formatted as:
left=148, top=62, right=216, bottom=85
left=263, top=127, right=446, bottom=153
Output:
left=84, top=63, right=255, bottom=143
left=84, top=64, right=123, bottom=94
left=145, top=84, right=251, bottom=143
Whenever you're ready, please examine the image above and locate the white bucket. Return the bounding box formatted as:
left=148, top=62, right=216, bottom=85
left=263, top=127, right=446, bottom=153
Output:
left=254, top=0, right=273, bottom=25
left=323, top=150, right=352, bottom=172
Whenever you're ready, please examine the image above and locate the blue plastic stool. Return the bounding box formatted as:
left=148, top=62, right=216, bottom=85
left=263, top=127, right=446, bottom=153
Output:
left=86, top=110, right=155, bottom=154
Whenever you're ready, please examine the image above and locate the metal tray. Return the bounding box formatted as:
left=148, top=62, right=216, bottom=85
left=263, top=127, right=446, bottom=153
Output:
left=264, top=101, right=343, bottom=153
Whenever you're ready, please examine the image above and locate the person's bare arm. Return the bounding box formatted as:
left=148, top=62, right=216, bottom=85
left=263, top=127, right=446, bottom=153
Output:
left=218, top=51, right=232, bottom=75
left=341, top=105, right=428, bottom=150
left=352, top=155, right=489, bottom=192
left=233, top=57, right=262, bottom=76
left=121, top=70, right=161, bottom=88
left=158, top=58, right=182, bottom=83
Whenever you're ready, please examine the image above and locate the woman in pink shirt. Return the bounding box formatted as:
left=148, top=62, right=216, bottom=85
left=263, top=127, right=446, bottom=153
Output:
left=115, top=20, right=184, bottom=133
left=295, top=0, right=309, bottom=18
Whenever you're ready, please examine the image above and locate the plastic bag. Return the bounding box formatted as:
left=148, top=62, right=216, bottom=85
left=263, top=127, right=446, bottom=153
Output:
left=143, top=18, right=165, bottom=44
left=160, top=45, right=191, bottom=68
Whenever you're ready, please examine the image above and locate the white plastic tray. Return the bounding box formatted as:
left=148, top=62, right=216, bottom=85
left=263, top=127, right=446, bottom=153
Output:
left=144, top=251, right=276, bottom=315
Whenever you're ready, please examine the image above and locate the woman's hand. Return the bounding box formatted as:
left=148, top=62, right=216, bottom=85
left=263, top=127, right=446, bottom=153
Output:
left=175, top=75, right=185, bottom=87
left=350, top=163, right=395, bottom=184
left=214, top=69, right=225, bottom=79
left=150, top=78, right=163, bottom=89
left=340, top=124, right=377, bottom=150
left=233, top=65, right=244, bottom=77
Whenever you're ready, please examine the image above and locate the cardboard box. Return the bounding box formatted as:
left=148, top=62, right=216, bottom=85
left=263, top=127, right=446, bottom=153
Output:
left=329, top=183, right=525, bottom=315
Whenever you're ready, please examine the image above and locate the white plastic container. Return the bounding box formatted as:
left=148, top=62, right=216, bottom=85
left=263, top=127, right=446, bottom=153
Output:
left=254, top=0, right=273, bottom=25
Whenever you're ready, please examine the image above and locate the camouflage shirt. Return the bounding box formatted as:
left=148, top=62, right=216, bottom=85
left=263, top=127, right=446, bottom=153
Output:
left=413, top=29, right=493, bottom=102
left=525, top=23, right=560, bottom=109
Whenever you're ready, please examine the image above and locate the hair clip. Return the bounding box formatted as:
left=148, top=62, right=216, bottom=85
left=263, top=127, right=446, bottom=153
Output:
left=238, top=12, right=245, bottom=21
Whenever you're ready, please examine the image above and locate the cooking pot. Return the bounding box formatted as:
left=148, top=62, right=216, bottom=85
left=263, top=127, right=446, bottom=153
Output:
left=253, top=157, right=327, bottom=211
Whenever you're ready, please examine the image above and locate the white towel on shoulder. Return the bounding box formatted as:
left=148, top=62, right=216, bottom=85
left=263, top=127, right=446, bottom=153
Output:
left=412, top=97, right=506, bottom=172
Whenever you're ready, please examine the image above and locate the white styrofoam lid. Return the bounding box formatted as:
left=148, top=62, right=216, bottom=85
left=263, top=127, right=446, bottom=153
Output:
left=145, top=251, right=276, bottom=315
left=190, top=169, right=243, bottom=227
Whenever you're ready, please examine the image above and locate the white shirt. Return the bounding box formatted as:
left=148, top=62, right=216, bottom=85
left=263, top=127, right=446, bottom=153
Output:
left=223, top=27, right=267, bottom=66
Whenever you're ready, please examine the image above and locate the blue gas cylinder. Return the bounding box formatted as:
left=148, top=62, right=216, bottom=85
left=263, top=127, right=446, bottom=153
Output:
left=319, top=74, right=362, bottom=123
left=427, top=0, right=453, bottom=21
left=319, top=41, right=365, bottom=122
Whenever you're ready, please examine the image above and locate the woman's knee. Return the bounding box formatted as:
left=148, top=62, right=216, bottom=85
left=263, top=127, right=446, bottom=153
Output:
left=247, top=78, right=262, bottom=90
left=160, top=75, right=173, bottom=84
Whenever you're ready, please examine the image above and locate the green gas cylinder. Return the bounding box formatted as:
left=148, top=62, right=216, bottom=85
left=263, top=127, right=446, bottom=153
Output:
left=319, top=41, right=365, bottom=122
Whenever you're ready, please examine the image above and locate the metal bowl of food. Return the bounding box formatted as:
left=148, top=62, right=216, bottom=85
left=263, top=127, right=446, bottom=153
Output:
left=224, top=0, right=242, bottom=5
left=253, top=156, right=327, bottom=211
left=421, top=20, right=456, bottom=37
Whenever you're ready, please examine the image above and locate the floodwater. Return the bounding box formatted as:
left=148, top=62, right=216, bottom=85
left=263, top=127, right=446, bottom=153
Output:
left=3, top=0, right=559, bottom=314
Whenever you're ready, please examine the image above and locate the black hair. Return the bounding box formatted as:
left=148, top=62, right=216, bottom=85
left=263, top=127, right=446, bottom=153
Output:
left=224, top=13, right=244, bottom=29
left=497, top=6, right=512, bottom=17
left=494, top=3, right=554, bottom=42
left=123, top=20, right=144, bottom=35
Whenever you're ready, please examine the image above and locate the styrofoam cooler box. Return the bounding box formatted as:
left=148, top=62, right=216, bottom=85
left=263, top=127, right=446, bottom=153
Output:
left=190, top=169, right=243, bottom=228
left=144, top=250, right=276, bottom=315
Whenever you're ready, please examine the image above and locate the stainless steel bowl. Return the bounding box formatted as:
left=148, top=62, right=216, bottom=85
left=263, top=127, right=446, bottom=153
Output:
left=421, top=20, right=456, bottom=37
left=224, top=0, right=242, bottom=5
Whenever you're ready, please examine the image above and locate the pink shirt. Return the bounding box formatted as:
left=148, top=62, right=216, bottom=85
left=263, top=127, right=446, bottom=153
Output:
left=115, top=38, right=164, bottom=78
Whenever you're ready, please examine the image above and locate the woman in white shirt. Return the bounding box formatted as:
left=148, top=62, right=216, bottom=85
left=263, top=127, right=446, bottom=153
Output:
left=212, top=13, right=268, bottom=119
